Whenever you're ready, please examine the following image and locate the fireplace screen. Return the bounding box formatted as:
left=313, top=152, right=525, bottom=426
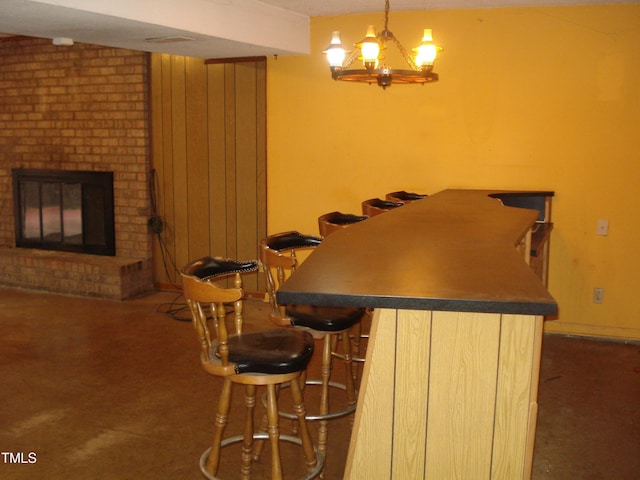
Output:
left=12, top=169, right=115, bottom=256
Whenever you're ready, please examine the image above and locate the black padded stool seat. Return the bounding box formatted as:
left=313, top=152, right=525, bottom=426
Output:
left=319, top=211, right=369, bottom=226
left=285, top=304, right=363, bottom=333
left=265, top=230, right=322, bottom=251
left=225, top=329, right=314, bottom=375
left=186, top=256, right=259, bottom=281
left=180, top=256, right=322, bottom=480
left=361, top=197, right=404, bottom=216
left=318, top=211, right=369, bottom=238
left=386, top=190, right=428, bottom=203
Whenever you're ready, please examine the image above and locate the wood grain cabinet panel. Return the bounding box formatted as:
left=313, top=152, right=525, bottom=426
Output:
left=346, top=310, right=544, bottom=480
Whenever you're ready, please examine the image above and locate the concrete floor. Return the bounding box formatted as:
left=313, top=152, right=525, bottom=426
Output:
left=0, top=287, right=638, bottom=479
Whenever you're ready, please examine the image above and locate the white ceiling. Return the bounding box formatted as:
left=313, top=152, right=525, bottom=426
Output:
left=0, top=0, right=631, bottom=59
left=261, top=0, right=627, bottom=16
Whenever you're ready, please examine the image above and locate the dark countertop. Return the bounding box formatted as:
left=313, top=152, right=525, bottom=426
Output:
left=277, top=189, right=558, bottom=316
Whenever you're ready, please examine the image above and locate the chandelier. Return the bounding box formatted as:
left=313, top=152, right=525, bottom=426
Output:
left=323, top=0, right=442, bottom=89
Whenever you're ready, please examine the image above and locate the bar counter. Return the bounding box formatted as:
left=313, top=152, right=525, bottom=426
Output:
left=277, top=189, right=558, bottom=480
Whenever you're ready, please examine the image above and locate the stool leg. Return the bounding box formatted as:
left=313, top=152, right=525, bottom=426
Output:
left=350, top=322, right=362, bottom=382
left=330, top=334, right=339, bottom=358
left=252, top=382, right=282, bottom=462
left=252, top=414, right=267, bottom=462
left=341, top=330, right=358, bottom=426
left=205, top=378, right=232, bottom=476
left=266, top=384, right=284, bottom=480
left=289, top=374, right=319, bottom=474
left=290, top=373, right=305, bottom=435
left=317, top=334, right=332, bottom=468
left=241, top=384, right=257, bottom=480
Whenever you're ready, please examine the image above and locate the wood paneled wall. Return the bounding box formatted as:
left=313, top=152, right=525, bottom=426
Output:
left=150, top=54, right=266, bottom=291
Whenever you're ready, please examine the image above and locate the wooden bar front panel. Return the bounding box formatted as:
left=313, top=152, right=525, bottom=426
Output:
left=345, top=309, right=544, bottom=480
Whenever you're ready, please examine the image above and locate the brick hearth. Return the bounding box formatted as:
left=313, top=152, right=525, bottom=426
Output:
left=0, top=248, right=152, bottom=300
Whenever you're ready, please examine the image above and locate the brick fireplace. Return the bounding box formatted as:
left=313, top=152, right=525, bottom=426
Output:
left=0, top=37, right=153, bottom=299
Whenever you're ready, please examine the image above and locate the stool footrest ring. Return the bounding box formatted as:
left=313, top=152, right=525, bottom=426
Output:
left=199, top=433, right=324, bottom=480
left=331, top=351, right=365, bottom=363
left=272, top=380, right=358, bottom=422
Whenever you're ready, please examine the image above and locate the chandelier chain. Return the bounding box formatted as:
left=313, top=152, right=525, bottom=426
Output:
left=384, top=0, right=390, bottom=32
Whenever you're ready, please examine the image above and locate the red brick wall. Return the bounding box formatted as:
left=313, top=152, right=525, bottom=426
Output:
left=0, top=36, right=151, bottom=258
left=0, top=37, right=153, bottom=297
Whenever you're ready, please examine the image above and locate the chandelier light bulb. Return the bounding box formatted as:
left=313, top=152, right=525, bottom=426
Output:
left=324, top=31, right=346, bottom=67
left=414, top=29, right=440, bottom=70
left=359, top=25, right=380, bottom=69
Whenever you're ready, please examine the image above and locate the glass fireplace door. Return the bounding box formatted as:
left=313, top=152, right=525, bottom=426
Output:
left=20, top=181, right=82, bottom=245
left=13, top=169, right=115, bottom=256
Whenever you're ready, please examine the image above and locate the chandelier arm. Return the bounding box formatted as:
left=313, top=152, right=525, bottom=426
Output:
left=342, top=48, right=361, bottom=69
left=389, top=33, right=419, bottom=70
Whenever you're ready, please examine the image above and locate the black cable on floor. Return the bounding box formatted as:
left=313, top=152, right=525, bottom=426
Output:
left=156, top=291, right=191, bottom=322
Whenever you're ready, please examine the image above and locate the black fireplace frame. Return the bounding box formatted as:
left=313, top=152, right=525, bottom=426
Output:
left=12, top=168, right=116, bottom=256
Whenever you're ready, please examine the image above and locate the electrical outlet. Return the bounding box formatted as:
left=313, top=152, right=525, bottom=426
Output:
left=593, top=288, right=604, bottom=304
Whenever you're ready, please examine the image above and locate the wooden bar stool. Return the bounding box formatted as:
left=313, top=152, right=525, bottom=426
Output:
left=385, top=190, right=428, bottom=203
left=180, top=257, right=323, bottom=480
left=361, top=197, right=403, bottom=216
left=317, top=211, right=368, bottom=237
left=317, top=211, right=370, bottom=376
left=259, top=232, right=366, bottom=474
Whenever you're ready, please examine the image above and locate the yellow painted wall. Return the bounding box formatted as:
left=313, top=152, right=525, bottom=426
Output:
left=266, top=4, right=640, bottom=341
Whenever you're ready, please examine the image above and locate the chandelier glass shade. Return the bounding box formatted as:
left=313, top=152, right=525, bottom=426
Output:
left=323, top=0, right=442, bottom=89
